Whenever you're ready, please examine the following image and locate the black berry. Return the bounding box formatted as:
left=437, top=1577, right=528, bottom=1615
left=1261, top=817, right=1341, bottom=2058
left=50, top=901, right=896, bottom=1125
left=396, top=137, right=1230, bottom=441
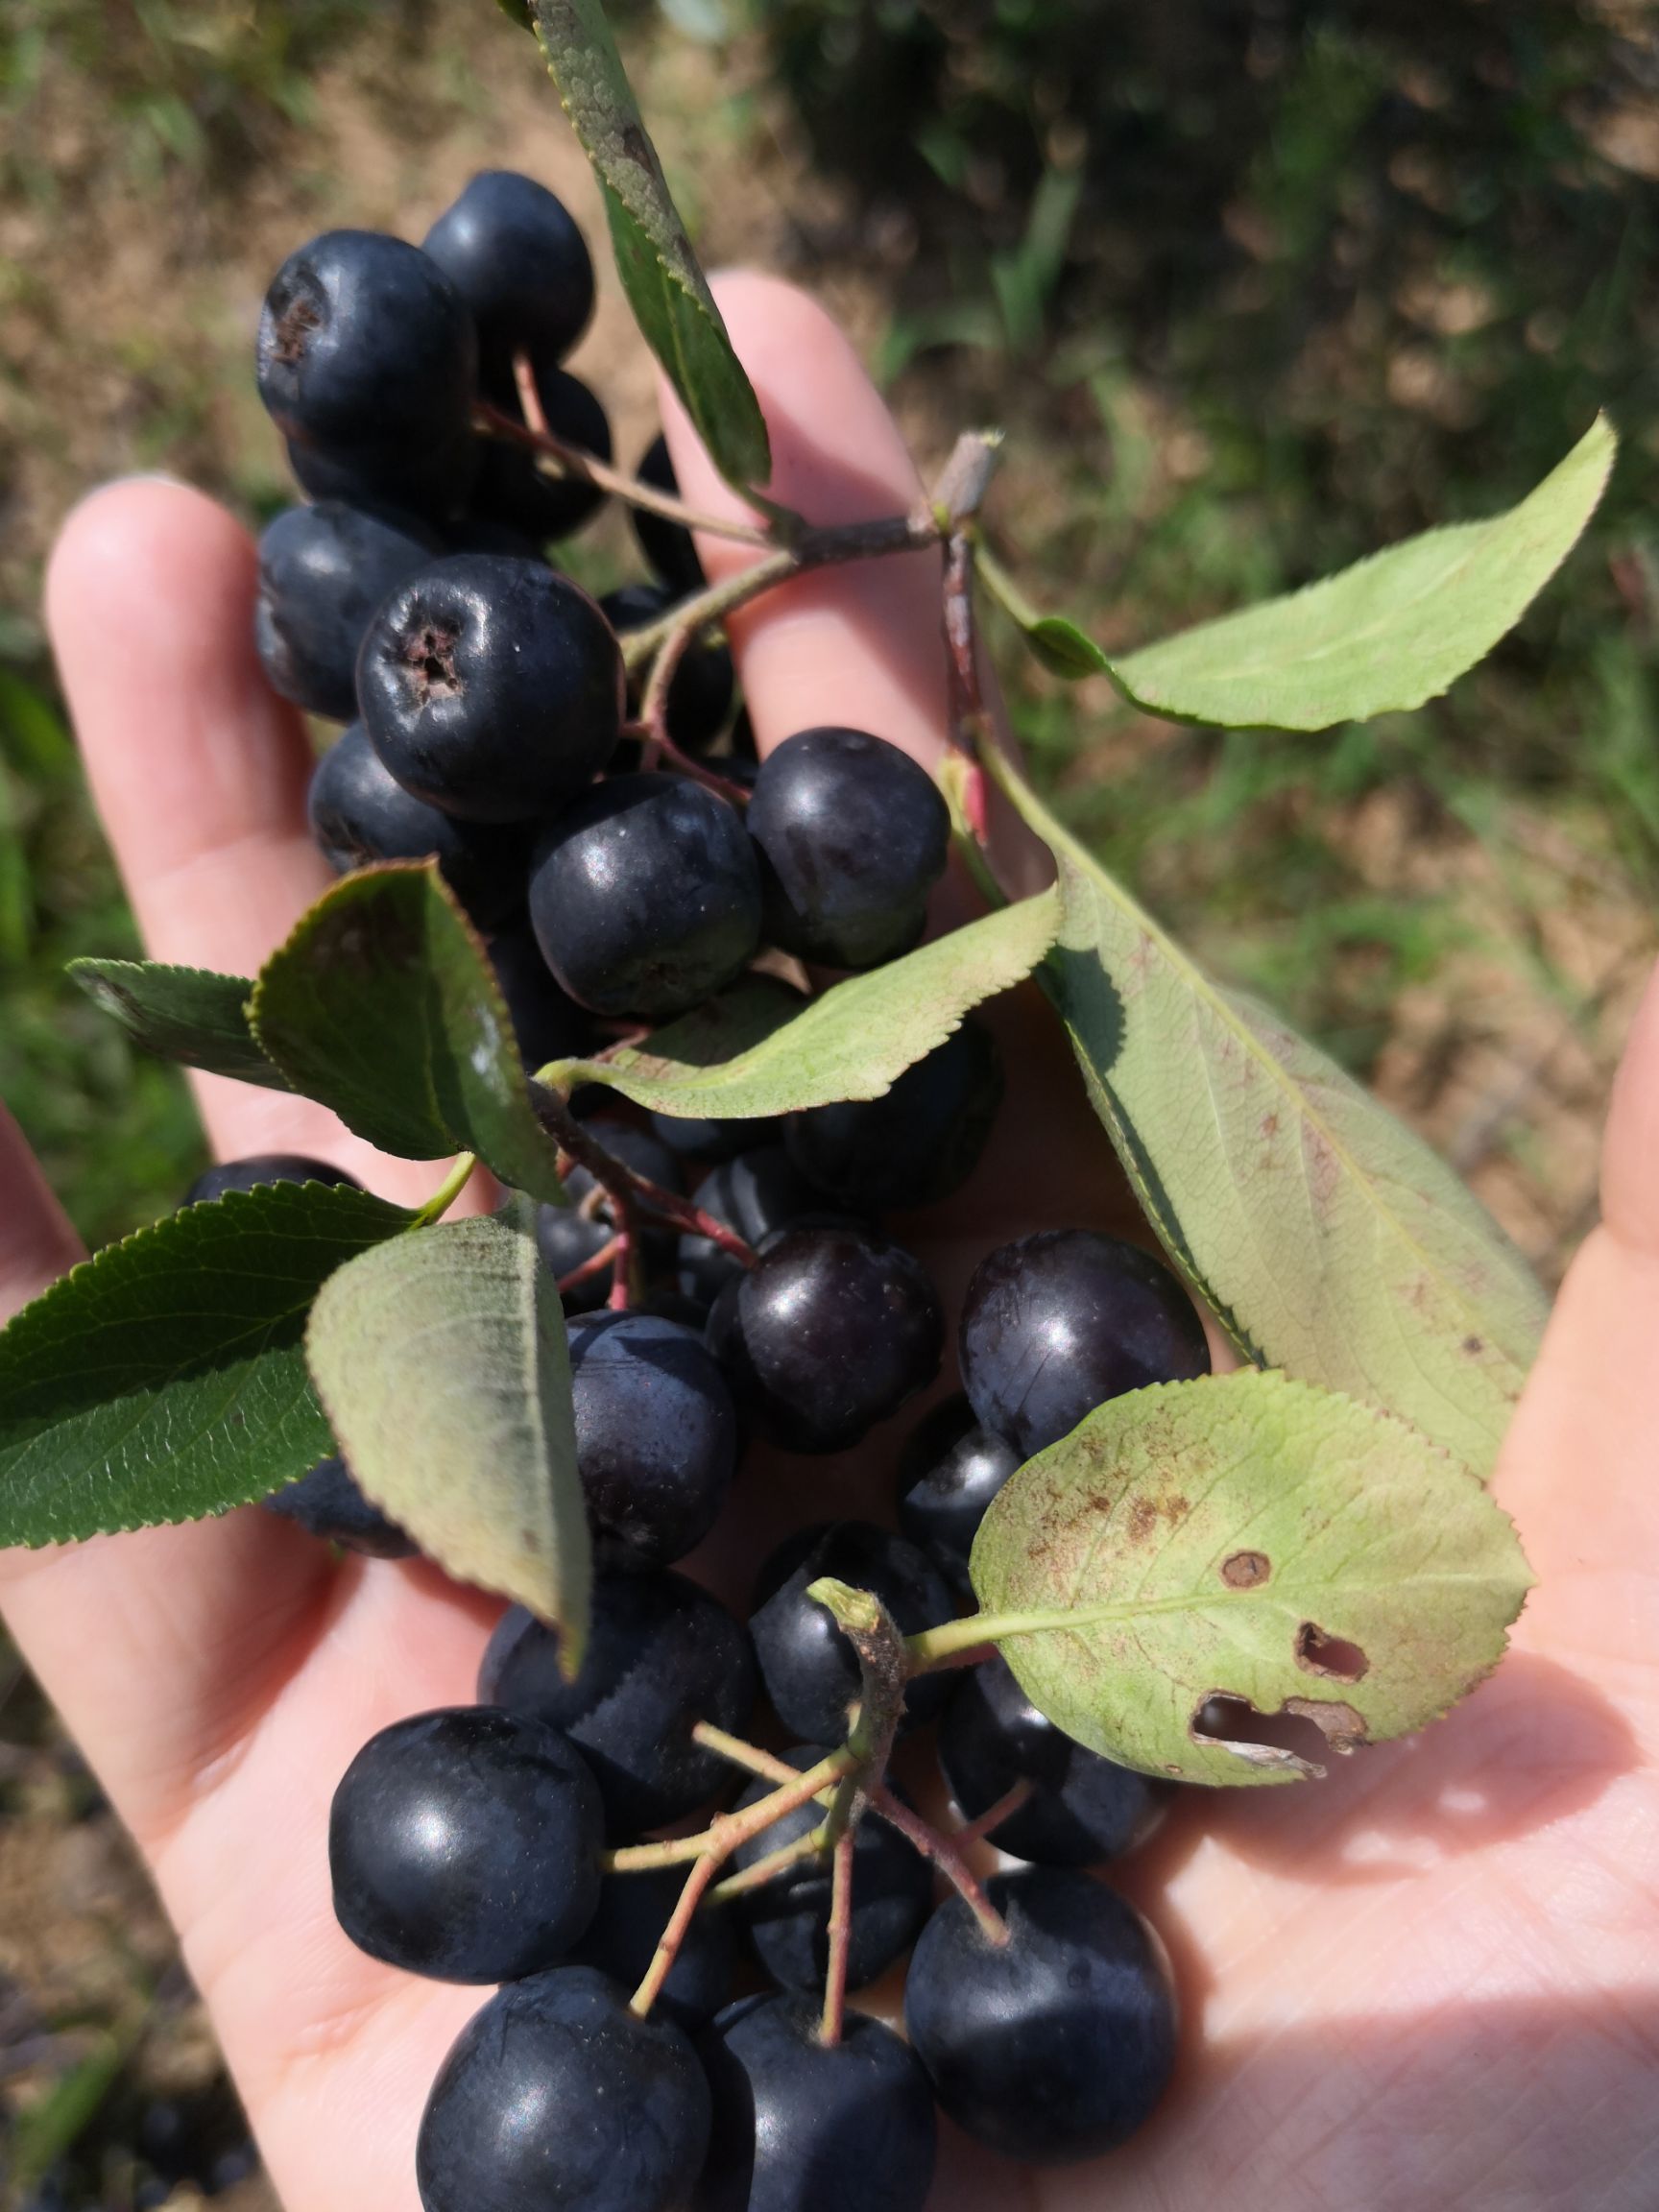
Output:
left=261, top=1455, right=413, bottom=1559
left=422, top=171, right=595, bottom=382
left=631, top=431, right=704, bottom=590
left=893, top=1393, right=1019, bottom=1596
left=488, top=927, right=596, bottom=1072
left=603, top=582, right=735, bottom=755
left=255, top=501, right=437, bottom=721
left=183, top=1155, right=361, bottom=1206
left=568, top=1310, right=738, bottom=1570
left=676, top=1144, right=817, bottom=1310
left=469, top=360, right=610, bottom=542
left=960, top=1229, right=1210, bottom=1459
left=785, top=1016, right=1002, bottom=1214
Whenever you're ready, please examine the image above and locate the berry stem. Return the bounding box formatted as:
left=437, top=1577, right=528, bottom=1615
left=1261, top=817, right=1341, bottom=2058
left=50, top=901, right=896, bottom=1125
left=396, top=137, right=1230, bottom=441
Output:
left=866, top=1780, right=1009, bottom=1947
left=818, top=1828, right=856, bottom=2048
left=604, top=1747, right=855, bottom=1874
left=555, top=1234, right=622, bottom=1298
left=707, top=1828, right=825, bottom=1904
left=955, top=1777, right=1036, bottom=1846
left=476, top=392, right=774, bottom=548
left=805, top=1579, right=908, bottom=1855
left=528, top=1082, right=757, bottom=1267
left=410, top=1152, right=478, bottom=1228
left=630, top=1849, right=721, bottom=2018
left=688, top=1723, right=801, bottom=1788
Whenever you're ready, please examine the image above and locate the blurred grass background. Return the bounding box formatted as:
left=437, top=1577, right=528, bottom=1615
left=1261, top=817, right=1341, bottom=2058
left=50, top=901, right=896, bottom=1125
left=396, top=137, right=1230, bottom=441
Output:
left=0, top=0, right=1656, bottom=2203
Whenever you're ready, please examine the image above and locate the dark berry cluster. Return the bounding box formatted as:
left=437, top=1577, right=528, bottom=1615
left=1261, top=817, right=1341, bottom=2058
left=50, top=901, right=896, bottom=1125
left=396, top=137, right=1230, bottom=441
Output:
left=229, top=175, right=1215, bottom=2210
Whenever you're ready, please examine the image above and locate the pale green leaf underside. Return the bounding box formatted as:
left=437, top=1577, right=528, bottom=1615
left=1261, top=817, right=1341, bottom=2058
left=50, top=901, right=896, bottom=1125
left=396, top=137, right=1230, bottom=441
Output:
left=530, top=0, right=771, bottom=491
left=0, top=1183, right=414, bottom=1546
left=542, top=888, right=1060, bottom=1116
left=251, top=865, right=567, bottom=1204
left=69, top=957, right=289, bottom=1090
left=972, top=1371, right=1531, bottom=1787
left=1111, top=415, right=1615, bottom=731
left=307, top=1203, right=590, bottom=1660
left=996, top=759, right=1546, bottom=1471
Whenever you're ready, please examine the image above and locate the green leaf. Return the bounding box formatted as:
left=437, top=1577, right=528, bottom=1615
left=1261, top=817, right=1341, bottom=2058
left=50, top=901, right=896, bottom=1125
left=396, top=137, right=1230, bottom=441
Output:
left=250, top=864, right=567, bottom=1204
left=306, top=1199, right=590, bottom=1658
left=976, top=543, right=1112, bottom=682
left=530, top=0, right=771, bottom=492
left=993, top=757, right=1546, bottom=1471
left=971, top=1370, right=1532, bottom=1787
left=541, top=889, right=1060, bottom=1117
left=0, top=1182, right=414, bottom=1547
left=68, top=957, right=290, bottom=1089
left=1109, top=416, right=1616, bottom=731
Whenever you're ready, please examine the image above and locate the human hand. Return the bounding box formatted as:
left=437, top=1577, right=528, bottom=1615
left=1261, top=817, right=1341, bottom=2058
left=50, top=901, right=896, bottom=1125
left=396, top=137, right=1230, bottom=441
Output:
left=2, top=273, right=1655, bottom=2212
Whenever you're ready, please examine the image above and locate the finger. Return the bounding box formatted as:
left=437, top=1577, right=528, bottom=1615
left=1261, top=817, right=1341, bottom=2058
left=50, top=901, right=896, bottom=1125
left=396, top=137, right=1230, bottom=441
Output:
left=45, top=478, right=441, bottom=1203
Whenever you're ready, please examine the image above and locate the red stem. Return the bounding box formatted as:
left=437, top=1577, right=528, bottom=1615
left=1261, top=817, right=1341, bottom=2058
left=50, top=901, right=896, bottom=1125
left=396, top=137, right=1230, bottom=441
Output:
left=867, top=1781, right=1008, bottom=1946
left=819, top=1829, right=855, bottom=2048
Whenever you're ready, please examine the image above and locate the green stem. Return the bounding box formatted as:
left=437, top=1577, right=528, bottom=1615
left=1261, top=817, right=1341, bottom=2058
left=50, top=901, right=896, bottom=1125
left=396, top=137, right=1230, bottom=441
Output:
left=410, top=1153, right=476, bottom=1229
left=603, top=1748, right=854, bottom=1873
left=908, top=1601, right=1159, bottom=1671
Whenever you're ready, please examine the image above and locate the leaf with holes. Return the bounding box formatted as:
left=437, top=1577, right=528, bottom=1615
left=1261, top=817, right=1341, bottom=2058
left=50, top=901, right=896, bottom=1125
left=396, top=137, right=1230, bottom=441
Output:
left=539, top=889, right=1059, bottom=1117
left=306, top=1198, right=589, bottom=1661
left=990, top=754, right=1545, bottom=1472
left=250, top=864, right=566, bottom=1204
left=69, top=958, right=289, bottom=1089
left=970, top=1371, right=1531, bottom=1787
left=1109, top=416, right=1615, bottom=731
left=529, top=0, right=770, bottom=492
left=0, top=1182, right=415, bottom=1547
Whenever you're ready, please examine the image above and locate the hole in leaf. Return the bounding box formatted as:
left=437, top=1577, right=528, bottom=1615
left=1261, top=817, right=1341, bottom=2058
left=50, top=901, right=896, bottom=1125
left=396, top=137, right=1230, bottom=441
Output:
left=1191, top=1692, right=1368, bottom=1774
left=1296, top=1621, right=1369, bottom=1681
left=1221, top=1549, right=1270, bottom=1589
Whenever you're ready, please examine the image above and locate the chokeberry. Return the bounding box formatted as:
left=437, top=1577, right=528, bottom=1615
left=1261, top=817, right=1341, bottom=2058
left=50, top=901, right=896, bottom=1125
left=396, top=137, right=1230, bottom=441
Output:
left=257, top=230, right=477, bottom=520
left=676, top=1144, right=817, bottom=1310
left=707, top=1225, right=942, bottom=1453
left=747, top=728, right=949, bottom=971
left=286, top=428, right=478, bottom=527
left=537, top=1117, right=684, bottom=1312
left=566, top=1867, right=734, bottom=2032
left=893, top=1393, right=1019, bottom=1597
left=262, top=1455, right=413, bottom=1559
left=568, top=1310, right=738, bottom=1570
left=650, top=1111, right=775, bottom=1166
left=422, top=171, right=595, bottom=382
left=697, top=1994, right=937, bottom=2212
left=183, top=1155, right=361, bottom=1206
left=785, top=1016, right=1002, bottom=1214
left=357, top=554, right=623, bottom=824
left=329, top=1706, right=602, bottom=1984
left=528, top=774, right=760, bottom=1020
left=469, top=359, right=610, bottom=541
left=308, top=721, right=529, bottom=932
left=903, top=1867, right=1177, bottom=2163
left=730, top=1750, right=932, bottom=1993
left=255, top=502, right=437, bottom=721
left=417, top=1966, right=709, bottom=2212
left=939, top=1654, right=1171, bottom=1866
left=748, top=1523, right=954, bottom=1744
left=960, top=1228, right=1210, bottom=1459
left=603, top=583, right=735, bottom=755
left=632, top=431, right=704, bottom=590
left=479, top=1569, right=757, bottom=1836
left=488, top=927, right=595, bottom=1072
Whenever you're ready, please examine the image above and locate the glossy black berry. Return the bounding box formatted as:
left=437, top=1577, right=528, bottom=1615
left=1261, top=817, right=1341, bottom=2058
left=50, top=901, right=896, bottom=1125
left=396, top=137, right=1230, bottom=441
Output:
left=603, top=583, right=735, bottom=755
left=707, top=1225, right=942, bottom=1454
left=566, top=1867, right=734, bottom=2032
left=422, top=171, right=595, bottom=382
left=470, top=361, right=611, bottom=542
left=418, top=1966, right=709, bottom=2212
left=940, top=1655, right=1171, bottom=1866
left=357, top=554, right=623, bottom=824
left=730, top=1750, right=932, bottom=1993
left=786, top=1016, right=1002, bottom=1214
left=537, top=1117, right=683, bottom=1312
left=749, top=1523, right=954, bottom=1744
left=183, top=1155, right=361, bottom=1206
left=676, top=1145, right=817, bottom=1310
left=254, top=502, right=437, bottom=721
left=528, top=774, right=760, bottom=1020
left=479, top=1569, right=757, bottom=1837
left=960, top=1229, right=1210, bottom=1459
left=488, top=927, right=595, bottom=1072
left=329, top=1706, right=602, bottom=1984
left=893, top=1393, right=1019, bottom=1596
left=261, top=1455, right=413, bottom=1559
left=308, top=721, right=529, bottom=932
left=286, top=428, right=478, bottom=526
left=632, top=431, right=705, bottom=591
left=257, top=231, right=477, bottom=519
left=568, top=1310, right=738, bottom=1570
left=904, top=1867, right=1177, bottom=2163
left=747, top=728, right=949, bottom=971
left=697, top=1993, right=936, bottom=2212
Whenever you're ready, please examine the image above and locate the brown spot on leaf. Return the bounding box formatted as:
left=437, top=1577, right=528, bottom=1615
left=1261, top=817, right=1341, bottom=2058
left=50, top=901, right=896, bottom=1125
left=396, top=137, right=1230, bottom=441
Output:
left=1127, top=1498, right=1159, bottom=1544
left=1295, top=1621, right=1369, bottom=1681
left=1260, top=1111, right=1280, bottom=1141
left=1462, top=1334, right=1484, bottom=1357
left=1221, top=1550, right=1271, bottom=1589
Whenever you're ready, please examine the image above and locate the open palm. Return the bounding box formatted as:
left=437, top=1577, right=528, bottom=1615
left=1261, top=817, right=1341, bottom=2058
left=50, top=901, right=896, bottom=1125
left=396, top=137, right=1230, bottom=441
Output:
left=2, top=275, right=1655, bottom=2212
